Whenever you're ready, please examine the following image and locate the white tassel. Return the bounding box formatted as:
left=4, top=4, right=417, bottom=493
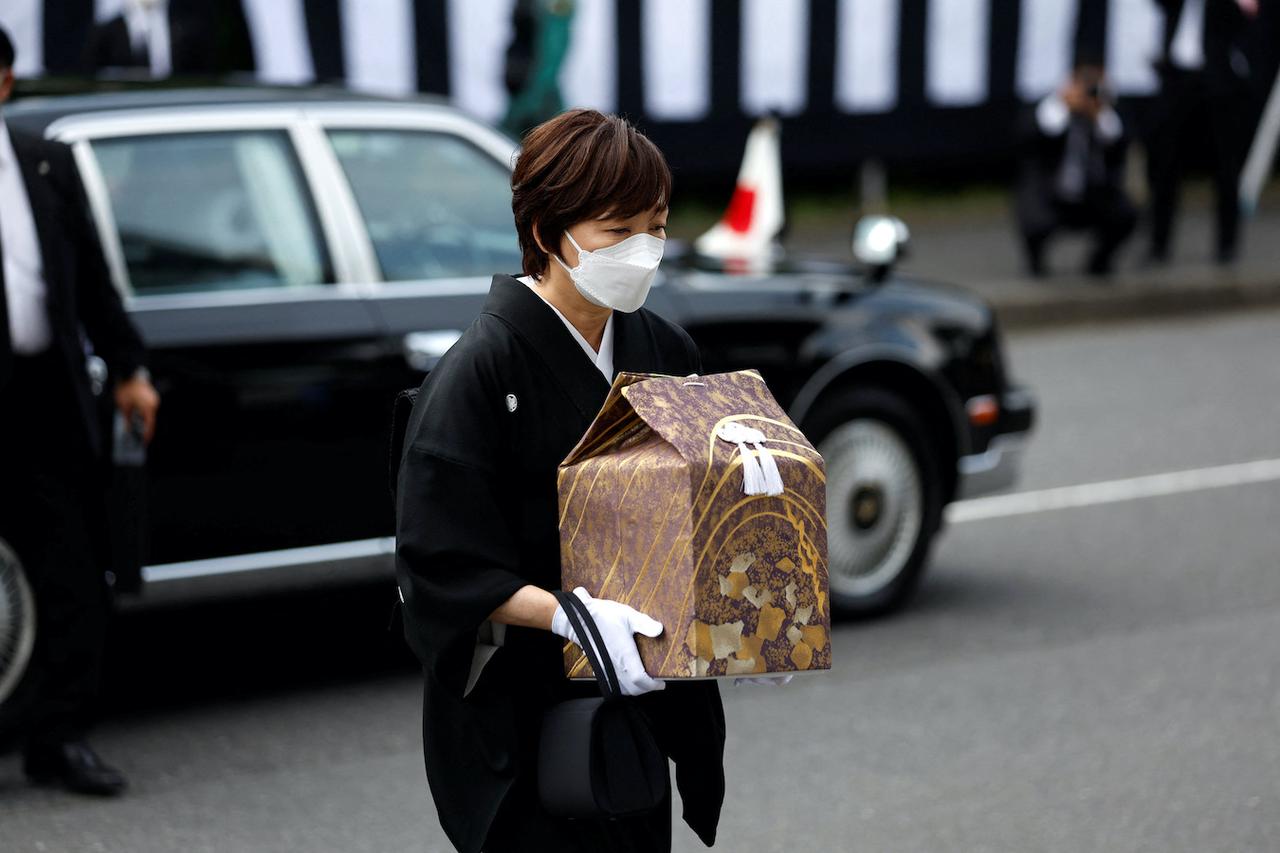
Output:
left=718, top=422, right=785, bottom=497
left=736, top=441, right=768, bottom=495
left=753, top=441, right=785, bottom=495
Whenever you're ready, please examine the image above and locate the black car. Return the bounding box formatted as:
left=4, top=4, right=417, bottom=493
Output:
left=0, top=88, right=1033, bottom=710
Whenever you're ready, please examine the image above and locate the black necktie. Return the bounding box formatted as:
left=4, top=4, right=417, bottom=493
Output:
left=1057, top=122, right=1089, bottom=203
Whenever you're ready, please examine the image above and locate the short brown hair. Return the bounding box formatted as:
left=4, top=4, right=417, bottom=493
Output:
left=511, top=109, right=672, bottom=278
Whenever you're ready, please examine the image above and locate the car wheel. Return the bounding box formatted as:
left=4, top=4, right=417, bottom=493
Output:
left=0, top=539, right=37, bottom=748
left=807, top=389, right=943, bottom=617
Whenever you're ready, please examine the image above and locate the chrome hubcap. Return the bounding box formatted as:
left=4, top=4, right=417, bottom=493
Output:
left=819, top=419, right=923, bottom=599
left=851, top=485, right=884, bottom=530
left=0, top=541, right=36, bottom=705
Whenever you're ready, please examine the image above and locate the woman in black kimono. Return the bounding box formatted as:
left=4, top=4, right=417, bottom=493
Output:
left=395, top=109, right=726, bottom=853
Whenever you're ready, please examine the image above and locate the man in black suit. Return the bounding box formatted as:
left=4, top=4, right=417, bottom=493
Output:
left=0, top=26, right=159, bottom=796
left=83, top=0, right=255, bottom=78
left=1016, top=60, right=1137, bottom=278
left=1146, top=0, right=1259, bottom=264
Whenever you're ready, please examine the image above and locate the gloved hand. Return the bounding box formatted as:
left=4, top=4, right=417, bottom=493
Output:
left=550, top=587, right=665, bottom=696
left=734, top=675, right=795, bottom=687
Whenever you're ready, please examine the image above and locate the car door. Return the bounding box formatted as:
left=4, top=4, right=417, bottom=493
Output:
left=74, top=122, right=391, bottom=572
left=313, top=116, right=523, bottom=392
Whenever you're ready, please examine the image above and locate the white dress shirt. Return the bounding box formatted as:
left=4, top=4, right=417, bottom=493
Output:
left=518, top=275, right=615, bottom=379
left=0, top=116, right=52, bottom=355
left=1170, top=0, right=1208, bottom=70
left=124, top=0, right=173, bottom=78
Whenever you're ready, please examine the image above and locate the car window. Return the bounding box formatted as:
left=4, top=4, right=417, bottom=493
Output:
left=328, top=129, right=521, bottom=281
left=92, top=131, right=333, bottom=295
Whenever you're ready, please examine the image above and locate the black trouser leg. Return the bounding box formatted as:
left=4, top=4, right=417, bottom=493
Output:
left=1015, top=182, right=1058, bottom=276
left=22, top=473, right=111, bottom=746
left=0, top=353, right=108, bottom=748
left=1146, top=69, right=1199, bottom=259
left=1087, top=190, right=1139, bottom=274
left=1208, top=89, right=1249, bottom=260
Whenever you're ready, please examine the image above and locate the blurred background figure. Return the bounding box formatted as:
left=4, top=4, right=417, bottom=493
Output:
left=83, top=0, right=171, bottom=78
left=1146, top=0, right=1260, bottom=265
left=0, top=25, right=158, bottom=796
left=83, top=0, right=254, bottom=79
left=1016, top=57, right=1136, bottom=278
left=501, top=0, right=574, bottom=139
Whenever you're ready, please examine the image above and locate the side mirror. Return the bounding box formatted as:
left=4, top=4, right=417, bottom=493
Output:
left=852, top=215, right=910, bottom=280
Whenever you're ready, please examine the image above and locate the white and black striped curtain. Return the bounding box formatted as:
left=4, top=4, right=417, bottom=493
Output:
left=5, top=0, right=1169, bottom=172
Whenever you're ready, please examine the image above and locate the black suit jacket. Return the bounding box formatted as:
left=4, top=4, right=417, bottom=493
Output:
left=1017, top=105, right=1129, bottom=207
left=83, top=2, right=256, bottom=77
left=83, top=16, right=147, bottom=72
left=1155, top=0, right=1251, bottom=88
left=0, top=127, right=147, bottom=461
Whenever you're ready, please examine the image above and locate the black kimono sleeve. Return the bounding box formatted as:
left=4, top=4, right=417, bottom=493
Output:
left=394, top=333, right=527, bottom=697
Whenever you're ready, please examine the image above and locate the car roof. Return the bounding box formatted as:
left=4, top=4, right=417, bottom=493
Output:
left=4, top=85, right=457, bottom=133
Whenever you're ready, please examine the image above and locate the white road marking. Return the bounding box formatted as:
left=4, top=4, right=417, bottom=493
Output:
left=948, top=458, right=1280, bottom=523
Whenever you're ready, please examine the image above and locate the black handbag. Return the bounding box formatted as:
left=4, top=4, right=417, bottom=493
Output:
left=537, top=590, right=670, bottom=819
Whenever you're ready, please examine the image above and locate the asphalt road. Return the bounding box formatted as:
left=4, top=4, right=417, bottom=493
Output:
left=3, top=308, right=1279, bottom=852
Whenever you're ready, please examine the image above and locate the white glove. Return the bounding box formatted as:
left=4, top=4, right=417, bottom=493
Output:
left=734, top=675, right=795, bottom=687
left=551, top=587, right=666, bottom=696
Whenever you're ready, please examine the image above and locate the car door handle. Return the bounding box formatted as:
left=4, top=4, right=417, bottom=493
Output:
left=403, top=330, right=463, bottom=372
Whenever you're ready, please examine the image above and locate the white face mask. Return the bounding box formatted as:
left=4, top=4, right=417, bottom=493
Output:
left=554, top=230, right=664, bottom=313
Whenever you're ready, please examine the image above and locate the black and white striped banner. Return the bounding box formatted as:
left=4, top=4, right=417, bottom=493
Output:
left=6, top=0, right=1168, bottom=173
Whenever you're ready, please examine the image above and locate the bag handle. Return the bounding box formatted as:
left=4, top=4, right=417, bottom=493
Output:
left=554, top=590, right=621, bottom=700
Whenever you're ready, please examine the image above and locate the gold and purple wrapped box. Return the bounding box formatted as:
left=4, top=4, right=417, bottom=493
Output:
left=558, top=369, right=831, bottom=679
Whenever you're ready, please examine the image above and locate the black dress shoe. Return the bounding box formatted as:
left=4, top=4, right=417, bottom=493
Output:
left=1085, top=250, right=1115, bottom=280
left=1024, top=237, right=1048, bottom=278
left=23, top=740, right=128, bottom=796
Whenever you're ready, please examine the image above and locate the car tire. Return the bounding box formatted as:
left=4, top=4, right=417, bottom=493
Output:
left=0, top=538, right=37, bottom=752
left=805, top=388, right=944, bottom=617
